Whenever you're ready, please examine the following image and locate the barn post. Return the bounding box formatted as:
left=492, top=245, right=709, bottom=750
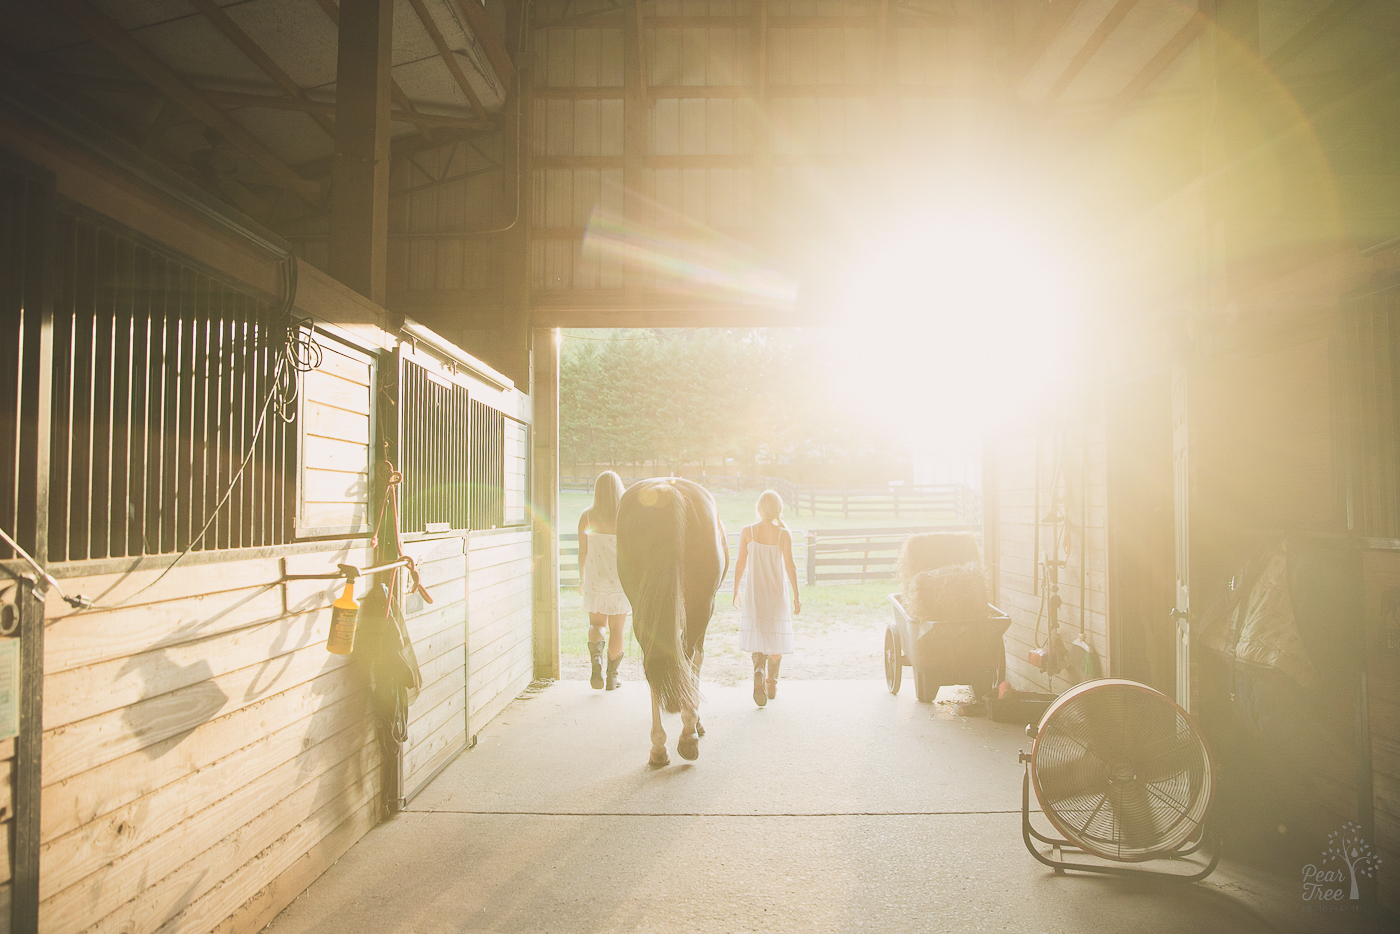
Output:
left=6, top=151, right=56, bottom=934
left=330, top=0, right=393, bottom=306
left=532, top=328, right=561, bottom=679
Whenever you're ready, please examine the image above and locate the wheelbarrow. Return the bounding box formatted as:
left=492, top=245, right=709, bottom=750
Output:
left=886, top=594, right=1012, bottom=703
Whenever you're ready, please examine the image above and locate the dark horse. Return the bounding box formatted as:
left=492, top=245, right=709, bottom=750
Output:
left=617, top=478, right=728, bottom=766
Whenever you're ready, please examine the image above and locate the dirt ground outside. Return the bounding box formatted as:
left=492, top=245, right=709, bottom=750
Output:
left=558, top=580, right=888, bottom=684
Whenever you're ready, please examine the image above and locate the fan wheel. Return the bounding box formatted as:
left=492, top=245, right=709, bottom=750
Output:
left=1031, top=679, right=1214, bottom=862
left=884, top=628, right=902, bottom=695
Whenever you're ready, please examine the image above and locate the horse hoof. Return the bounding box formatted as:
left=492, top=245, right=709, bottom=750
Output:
left=677, top=736, right=699, bottom=761
left=649, top=750, right=670, bottom=767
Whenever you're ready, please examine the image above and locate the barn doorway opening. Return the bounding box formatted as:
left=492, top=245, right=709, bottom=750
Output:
left=555, top=325, right=985, bottom=689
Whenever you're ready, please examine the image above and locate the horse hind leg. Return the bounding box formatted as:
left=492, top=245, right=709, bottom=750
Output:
left=677, top=703, right=700, bottom=761
left=649, top=684, right=669, bottom=767
left=689, top=647, right=705, bottom=737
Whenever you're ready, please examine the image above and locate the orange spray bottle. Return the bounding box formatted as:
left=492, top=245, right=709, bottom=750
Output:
left=326, top=578, right=360, bottom=655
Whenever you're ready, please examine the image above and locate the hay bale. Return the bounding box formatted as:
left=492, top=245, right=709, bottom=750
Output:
left=906, top=562, right=989, bottom=622
left=897, top=532, right=980, bottom=587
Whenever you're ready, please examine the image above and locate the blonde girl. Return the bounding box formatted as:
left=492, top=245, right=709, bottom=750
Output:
left=579, top=471, right=630, bottom=690
left=732, top=489, right=801, bottom=707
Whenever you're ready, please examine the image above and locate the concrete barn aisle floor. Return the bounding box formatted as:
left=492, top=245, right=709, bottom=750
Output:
left=265, top=680, right=1386, bottom=934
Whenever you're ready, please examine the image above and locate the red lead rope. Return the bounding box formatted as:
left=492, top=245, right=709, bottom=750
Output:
left=372, top=463, right=434, bottom=605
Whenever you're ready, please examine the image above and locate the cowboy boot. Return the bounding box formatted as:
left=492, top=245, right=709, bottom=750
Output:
left=752, top=653, right=767, bottom=707
left=589, top=641, right=606, bottom=690
left=605, top=654, right=623, bottom=690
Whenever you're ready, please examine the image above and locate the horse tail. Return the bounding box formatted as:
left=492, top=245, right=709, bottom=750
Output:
left=631, top=487, right=697, bottom=714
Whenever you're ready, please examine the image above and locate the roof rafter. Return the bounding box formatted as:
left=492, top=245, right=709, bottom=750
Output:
left=1007, top=0, right=1084, bottom=86
left=186, top=0, right=337, bottom=138
left=1266, top=0, right=1366, bottom=71
left=406, top=0, right=490, bottom=124
left=453, top=0, right=515, bottom=91
left=1107, top=9, right=1208, bottom=120
left=46, top=0, right=321, bottom=203
left=42, top=70, right=488, bottom=130
left=1040, top=0, right=1139, bottom=109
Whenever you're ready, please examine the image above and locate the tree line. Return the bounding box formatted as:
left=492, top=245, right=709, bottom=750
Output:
left=559, top=329, right=902, bottom=480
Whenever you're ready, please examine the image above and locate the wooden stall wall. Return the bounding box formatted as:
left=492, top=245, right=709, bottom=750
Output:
left=1346, top=258, right=1400, bottom=912
left=1365, top=550, right=1400, bottom=911
left=401, top=534, right=470, bottom=802
left=0, top=633, right=12, bottom=925
left=468, top=529, right=535, bottom=730
left=298, top=338, right=377, bottom=538
left=38, top=547, right=382, bottom=934
left=989, top=414, right=1110, bottom=696
left=391, top=336, right=535, bottom=804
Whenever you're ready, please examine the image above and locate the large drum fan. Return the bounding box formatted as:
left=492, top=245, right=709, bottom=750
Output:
left=1019, top=679, right=1218, bottom=880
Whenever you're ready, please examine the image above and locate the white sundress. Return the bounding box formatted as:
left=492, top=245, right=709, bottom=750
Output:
left=582, top=531, right=631, bottom=616
left=739, top=537, right=795, bottom=655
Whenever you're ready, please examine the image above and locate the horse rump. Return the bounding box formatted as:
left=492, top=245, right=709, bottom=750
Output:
left=617, top=479, right=700, bottom=714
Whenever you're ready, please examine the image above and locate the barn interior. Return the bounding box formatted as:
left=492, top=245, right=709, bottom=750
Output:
left=2, top=0, right=1400, bottom=931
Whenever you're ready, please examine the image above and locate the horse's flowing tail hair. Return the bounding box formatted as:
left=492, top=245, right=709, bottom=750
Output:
left=629, top=487, right=698, bottom=714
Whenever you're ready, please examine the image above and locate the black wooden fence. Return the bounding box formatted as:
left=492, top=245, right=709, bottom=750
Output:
left=561, top=477, right=979, bottom=523
left=792, top=485, right=978, bottom=520
left=802, top=525, right=981, bottom=584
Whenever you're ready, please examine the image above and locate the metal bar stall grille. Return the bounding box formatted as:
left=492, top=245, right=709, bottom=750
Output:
left=399, top=357, right=471, bottom=532
left=46, top=204, right=296, bottom=562
left=469, top=398, right=504, bottom=530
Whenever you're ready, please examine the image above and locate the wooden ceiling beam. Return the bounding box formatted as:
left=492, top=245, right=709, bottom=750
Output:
left=1266, top=0, right=1366, bottom=71
left=1039, top=0, right=1138, bottom=108
left=453, top=0, right=516, bottom=91
left=41, top=72, right=489, bottom=130
left=1007, top=0, right=1084, bottom=86
left=46, top=0, right=321, bottom=203
left=185, top=0, right=337, bottom=139
left=1106, top=9, right=1208, bottom=120
left=406, top=0, right=490, bottom=124
left=311, top=0, right=437, bottom=142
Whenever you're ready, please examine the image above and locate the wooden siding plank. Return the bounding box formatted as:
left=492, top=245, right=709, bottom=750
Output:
left=41, top=713, right=376, bottom=933
left=44, top=584, right=287, bottom=674
left=74, top=739, right=377, bottom=934
left=143, top=782, right=379, bottom=934
left=470, top=669, right=533, bottom=729
left=44, top=606, right=349, bottom=729
left=43, top=634, right=351, bottom=783
left=40, top=661, right=363, bottom=844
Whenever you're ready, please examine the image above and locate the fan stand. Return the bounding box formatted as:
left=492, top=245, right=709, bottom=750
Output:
left=1021, top=765, right=1220, bottom=881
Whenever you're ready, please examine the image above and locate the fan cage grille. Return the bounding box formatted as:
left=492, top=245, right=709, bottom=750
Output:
left=1031, top=680, right=1214, bottom=862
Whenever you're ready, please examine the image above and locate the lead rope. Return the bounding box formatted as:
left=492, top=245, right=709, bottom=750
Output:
left=371, top=463, right=434, bottom=606
left=369, top=462, right=431, bottom=746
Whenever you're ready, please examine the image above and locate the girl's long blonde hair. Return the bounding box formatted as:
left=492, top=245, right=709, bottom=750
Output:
left=756, top=489, right=785, bottom=528
left=591, top=470, right=625, bottom=526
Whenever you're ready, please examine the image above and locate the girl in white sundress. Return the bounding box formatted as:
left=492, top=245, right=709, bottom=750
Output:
left=579, top=470, right=631, bottom=690
left=732, top=490, right=801, bottom=707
